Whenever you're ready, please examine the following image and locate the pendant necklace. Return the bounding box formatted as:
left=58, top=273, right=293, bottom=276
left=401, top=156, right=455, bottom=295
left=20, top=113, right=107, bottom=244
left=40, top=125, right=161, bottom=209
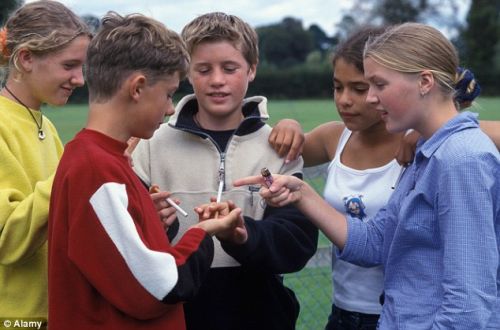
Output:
left=4, top=85, right=45, bottom=140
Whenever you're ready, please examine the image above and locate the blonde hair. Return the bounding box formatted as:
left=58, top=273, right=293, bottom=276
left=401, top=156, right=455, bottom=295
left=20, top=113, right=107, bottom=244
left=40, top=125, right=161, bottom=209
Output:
left=181, top=12, right=259, bottom=66
left=85, top=12, right=189, bottom=102
left=364, top=22, right=458, bottom=97
left=1, top=0, right=91, bottom=72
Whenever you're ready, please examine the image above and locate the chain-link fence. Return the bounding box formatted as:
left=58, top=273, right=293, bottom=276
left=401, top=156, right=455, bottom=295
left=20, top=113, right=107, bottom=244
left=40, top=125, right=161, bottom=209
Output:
left=284, top=164, right=333, bottom=330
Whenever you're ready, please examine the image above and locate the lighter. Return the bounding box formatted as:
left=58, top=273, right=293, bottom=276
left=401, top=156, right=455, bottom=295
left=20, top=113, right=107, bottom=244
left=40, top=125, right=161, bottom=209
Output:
left=260, top=167, right=274, bottom=188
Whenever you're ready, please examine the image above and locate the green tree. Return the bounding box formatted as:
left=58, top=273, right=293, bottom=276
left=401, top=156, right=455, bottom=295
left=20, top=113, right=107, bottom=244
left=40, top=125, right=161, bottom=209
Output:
left=461, top=0, right=500, bottom=94
left=0, top=0, right=23, bottom=25
left=341, top=0, right=463, bottom=30
left=375, top=0, right=421, bottom=23
left=257, top=17, right=314, bottom=67
left=82, top=14, right=101, bottom=34
left=308, top=24, right=335, bottom=54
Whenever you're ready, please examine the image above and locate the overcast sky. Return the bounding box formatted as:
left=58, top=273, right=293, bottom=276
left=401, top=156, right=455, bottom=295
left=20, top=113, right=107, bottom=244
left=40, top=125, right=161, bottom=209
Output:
left=26, top=0, right=352, bottom=36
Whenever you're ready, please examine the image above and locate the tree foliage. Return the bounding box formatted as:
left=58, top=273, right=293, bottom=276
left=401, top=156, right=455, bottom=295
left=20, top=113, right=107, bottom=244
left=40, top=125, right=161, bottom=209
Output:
left=0, top=0, right=23, bottom=25
left=460, top=0, right=500, bottom=94
left=336, top=0, right=463, bottom=36
left=82, top=14, right=101, bottom=34
left=257, top=17, right=315, bottom=67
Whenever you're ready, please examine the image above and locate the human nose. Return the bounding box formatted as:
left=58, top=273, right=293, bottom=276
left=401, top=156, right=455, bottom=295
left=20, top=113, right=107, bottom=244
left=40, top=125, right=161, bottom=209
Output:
left=70, top=67, right=85, bottom=87
left=209, top=68, right=225, bottom=86
left=164, top=100, right=175, bottom=117
left=366, top=87, right=379, bottom=105
left=336, top=90, right=353, bottom=107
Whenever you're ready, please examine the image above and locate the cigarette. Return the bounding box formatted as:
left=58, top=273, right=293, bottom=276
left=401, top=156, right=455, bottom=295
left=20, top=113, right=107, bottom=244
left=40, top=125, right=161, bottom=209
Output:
left=261, top=167, right=274, bottom=188
left=150, top=185, right=188, bottom=217
left=166, top=197, right=188, bottom=217
left=216, top=180, right=224, bottom=203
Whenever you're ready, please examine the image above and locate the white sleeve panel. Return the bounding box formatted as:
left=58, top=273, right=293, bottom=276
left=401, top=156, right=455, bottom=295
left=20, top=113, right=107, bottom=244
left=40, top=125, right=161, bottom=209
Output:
left=89, top=182, right=178, bottom=300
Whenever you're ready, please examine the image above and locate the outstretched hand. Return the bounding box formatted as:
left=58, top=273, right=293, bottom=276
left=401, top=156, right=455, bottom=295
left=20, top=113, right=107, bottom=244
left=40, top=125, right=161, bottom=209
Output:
left=194, top=200, right=247, bottom=244
left=268, top=119, right=304, bottom=163
left=233, top=173, right=304, bottom=207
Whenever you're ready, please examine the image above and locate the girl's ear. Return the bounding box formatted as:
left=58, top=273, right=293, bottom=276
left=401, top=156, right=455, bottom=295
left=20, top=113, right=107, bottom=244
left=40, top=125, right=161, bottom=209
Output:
left=17, top=48, right=34, bottom=72
left=419, top=70, right=434, bottom=96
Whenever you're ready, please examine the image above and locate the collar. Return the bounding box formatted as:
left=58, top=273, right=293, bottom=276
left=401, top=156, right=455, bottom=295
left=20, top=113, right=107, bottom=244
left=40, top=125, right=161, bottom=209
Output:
left=168, top=94, right=268, bottom=136
left=415, top=111, right=479, bottom=163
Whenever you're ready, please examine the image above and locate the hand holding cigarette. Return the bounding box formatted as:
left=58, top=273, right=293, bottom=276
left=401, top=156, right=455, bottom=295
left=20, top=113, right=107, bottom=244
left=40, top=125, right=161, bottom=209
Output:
left=149, top=184, right=188, bottom=218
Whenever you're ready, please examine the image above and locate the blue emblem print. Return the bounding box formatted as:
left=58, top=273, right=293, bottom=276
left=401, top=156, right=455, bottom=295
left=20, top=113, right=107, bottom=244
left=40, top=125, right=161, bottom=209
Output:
left=343, top=195, right=366, bottom=220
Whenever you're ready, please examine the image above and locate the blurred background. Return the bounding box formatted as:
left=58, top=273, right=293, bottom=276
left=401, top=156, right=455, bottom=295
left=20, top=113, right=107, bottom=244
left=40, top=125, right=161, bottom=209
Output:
left=2, top=0, right=499, bottom=101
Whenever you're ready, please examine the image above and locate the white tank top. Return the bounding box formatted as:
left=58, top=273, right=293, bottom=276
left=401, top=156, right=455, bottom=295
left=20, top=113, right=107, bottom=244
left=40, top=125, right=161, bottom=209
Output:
left=323, top=128, right=402, bottom=314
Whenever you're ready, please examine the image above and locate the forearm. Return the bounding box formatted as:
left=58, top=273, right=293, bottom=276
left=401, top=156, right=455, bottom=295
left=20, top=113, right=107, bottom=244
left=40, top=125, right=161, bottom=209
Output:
left=221, top=206, right=318, bottom=273
left=163, top=231, right=214, bottom=303
left=0, top=174, right=53, bottom=265
left=296, top=182, right=348, bottom=249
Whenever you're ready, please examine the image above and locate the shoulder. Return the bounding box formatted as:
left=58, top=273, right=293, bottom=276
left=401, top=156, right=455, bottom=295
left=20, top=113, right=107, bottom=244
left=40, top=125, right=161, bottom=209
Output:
left=441, top=127, right=498, bottom=159
left=432, top=128, right=499, bottom=181
left=307, top=121, right=345, bottom=158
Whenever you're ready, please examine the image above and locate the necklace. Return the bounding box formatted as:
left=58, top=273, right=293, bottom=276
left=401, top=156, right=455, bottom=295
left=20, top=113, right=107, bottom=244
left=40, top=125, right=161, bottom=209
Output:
left=4, top=85, right=45, bottom=140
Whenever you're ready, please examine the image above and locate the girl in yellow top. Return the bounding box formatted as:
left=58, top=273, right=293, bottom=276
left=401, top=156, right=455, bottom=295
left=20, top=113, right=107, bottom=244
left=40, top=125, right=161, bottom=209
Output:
left=0, top=0, right=91, bottom=324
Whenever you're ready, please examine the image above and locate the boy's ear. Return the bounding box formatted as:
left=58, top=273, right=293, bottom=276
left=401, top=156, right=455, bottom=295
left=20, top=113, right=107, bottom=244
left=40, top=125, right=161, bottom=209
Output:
left=248, top=64, right=257, bottom=82
left=129, top=73, right=147, bottom=101
left=418, top=70, right=434, bottom=96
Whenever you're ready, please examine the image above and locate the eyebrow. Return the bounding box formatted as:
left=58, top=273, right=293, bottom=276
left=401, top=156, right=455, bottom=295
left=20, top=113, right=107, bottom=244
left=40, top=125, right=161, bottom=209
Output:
left=333, top=77, right=368, bottom=85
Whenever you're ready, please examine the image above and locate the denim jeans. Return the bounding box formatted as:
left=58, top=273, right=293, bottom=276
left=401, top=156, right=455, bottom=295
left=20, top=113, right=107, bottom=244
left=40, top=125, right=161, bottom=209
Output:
left=324, top=304, right=379, bottom=330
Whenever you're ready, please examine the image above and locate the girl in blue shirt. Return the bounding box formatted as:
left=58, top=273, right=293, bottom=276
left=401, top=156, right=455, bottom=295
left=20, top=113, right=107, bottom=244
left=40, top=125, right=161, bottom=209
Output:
left=236, top=22, right=500, bottom=330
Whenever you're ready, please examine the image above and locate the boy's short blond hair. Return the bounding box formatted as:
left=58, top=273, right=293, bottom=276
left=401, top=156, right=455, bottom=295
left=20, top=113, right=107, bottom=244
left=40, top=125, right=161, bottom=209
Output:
left=86, top=12, right=189, bottom=102
left=181, top=12, right=258, bottom=66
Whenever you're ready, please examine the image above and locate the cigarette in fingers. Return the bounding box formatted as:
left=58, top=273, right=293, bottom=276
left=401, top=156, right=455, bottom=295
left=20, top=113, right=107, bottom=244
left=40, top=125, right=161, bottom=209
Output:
left=261, top=167, right=274, bottom=188
left=166, top=197, right=188, bottom=217
left=150, top=185, right=188, bottom=217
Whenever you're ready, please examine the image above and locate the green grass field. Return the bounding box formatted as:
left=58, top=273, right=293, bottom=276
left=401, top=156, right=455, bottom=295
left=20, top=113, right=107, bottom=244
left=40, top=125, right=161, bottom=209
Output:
left=43, top=97, right=500, bottom=330
left=45, top=97, right=500, bottom=144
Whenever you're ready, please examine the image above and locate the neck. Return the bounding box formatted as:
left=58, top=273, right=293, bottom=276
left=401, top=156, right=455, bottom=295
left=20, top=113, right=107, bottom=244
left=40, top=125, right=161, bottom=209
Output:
left=194, top=111, right=243, bottom=131
left=416, top=99, right=458, bottom=139
left=86, top=102, right=131, bottom=143
left=2, top=80, right=41, bottom=110
left=356, top=121, right=403, bottom=145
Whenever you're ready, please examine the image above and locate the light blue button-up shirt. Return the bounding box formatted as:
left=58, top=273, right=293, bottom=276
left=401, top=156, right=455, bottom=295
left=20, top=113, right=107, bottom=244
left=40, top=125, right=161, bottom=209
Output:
left=340, top=111, right=500, bottom=329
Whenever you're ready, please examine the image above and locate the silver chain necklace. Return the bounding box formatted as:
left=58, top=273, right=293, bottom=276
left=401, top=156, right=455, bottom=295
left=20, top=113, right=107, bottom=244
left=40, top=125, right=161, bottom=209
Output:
left=4, top=85, right=45, bottom=140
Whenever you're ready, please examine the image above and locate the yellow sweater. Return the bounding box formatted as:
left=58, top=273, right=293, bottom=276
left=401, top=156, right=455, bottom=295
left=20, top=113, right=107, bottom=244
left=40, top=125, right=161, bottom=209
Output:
left=0, top=96, right=63, bottom=321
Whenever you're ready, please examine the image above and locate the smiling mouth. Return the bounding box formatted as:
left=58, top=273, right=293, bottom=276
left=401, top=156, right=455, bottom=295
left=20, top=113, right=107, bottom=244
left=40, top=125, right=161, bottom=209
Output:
left=340, top=112, right=357, bottom=117
left=208, top=92, right=229, bottom=97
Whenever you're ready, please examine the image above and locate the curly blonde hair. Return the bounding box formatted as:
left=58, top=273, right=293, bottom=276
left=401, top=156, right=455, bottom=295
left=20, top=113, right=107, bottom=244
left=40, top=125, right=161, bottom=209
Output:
left=1, top=0, right=91, bottom=72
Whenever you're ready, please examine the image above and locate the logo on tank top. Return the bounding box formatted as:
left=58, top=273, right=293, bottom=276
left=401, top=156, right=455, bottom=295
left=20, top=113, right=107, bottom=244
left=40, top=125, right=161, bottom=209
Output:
left=343, top=195, right=366, bottom=220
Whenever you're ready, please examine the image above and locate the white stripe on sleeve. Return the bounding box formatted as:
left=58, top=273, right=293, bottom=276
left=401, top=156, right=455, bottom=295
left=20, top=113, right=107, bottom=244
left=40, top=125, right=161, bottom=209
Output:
left=90, top=182, right=178, bottom=300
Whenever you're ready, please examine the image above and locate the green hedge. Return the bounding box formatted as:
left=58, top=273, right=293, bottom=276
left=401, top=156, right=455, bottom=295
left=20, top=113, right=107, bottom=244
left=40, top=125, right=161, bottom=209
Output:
left=69, top=66, right=334, bottom=103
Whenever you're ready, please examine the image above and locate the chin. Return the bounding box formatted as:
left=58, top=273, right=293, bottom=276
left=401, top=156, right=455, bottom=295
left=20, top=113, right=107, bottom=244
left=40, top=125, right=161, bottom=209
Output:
left=48, top=97, right=71, bottom=107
